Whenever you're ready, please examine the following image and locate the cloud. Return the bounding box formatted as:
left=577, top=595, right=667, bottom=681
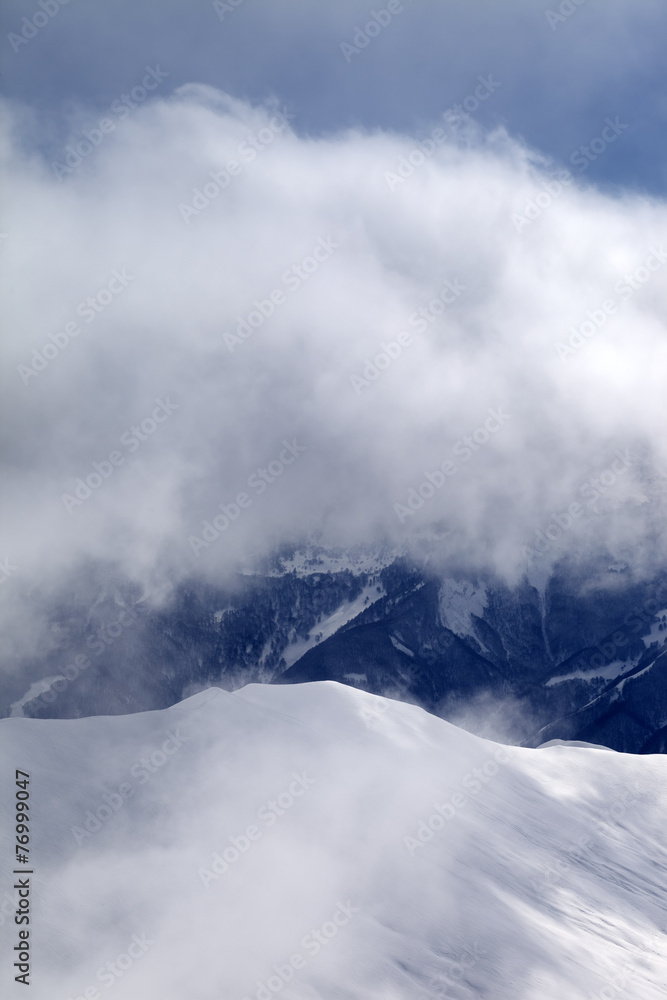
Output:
left=1, top=83, right=667, bottom=665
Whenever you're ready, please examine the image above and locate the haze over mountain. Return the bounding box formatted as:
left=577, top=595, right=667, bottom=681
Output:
left=2, top=5, right=666, bottom=997
left=2, top=82, right=667, bottom=697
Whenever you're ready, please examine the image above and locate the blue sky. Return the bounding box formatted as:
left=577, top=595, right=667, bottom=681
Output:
left=1, top=0, right=666, bottom=194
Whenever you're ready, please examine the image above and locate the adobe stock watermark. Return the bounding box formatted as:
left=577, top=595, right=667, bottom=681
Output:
left=60, top=396, right=179, bottom=513
left=512, top=118, right=628, bottom=233
left=8, top=0, right=73, bottom=55
left=0, top=887, right=21, bottom=929
left=593, top=966, right=636, bottom=1000
left=385, top=75, right=501, bottom=191
left=545, top=0, right=588, bottom=32
left=213, top=0, right=245, bottom=20
left=71, top=728, right=191, bottom=846
left=51, top=66, right=169, bottom=181
left=569, top=117, right=629, bottom=172
left=404, top=747, right=510, bottom=855
left=340, top=0, right=412, bottom=63
left=393, top=407, right=511, bottom=523
left=179, top=108, right=295, bottom=224
left=428, top=943, right=486, bottom=997
left=0, top=557, right=18, bottom=585
left=224, top=236, right=340, bottom=352
left=64, top=931, right=154, bottom=999
left=198, top=772, right=316, bottom=887
left=522, top=448, right=637, bottom=563
left=349, top=278, right=466, bottom=394
left=239, top=900, right=358, bottom=1000
left=529, top=787, right=642, bottom=1000
left=188, top=438, right=306, bottom=556
left=530, top=834, right=593, bottom=894
left=17, top=268, right=135, bottom=385
left=359, top=688, right=410, bottom=729
left=530, top=787, right=641, bottom=896
left=549, top=579, right=667, bottom=681
left=23, top=601, right=150, bottom=716
left=555, top=246, right=666, bottom=360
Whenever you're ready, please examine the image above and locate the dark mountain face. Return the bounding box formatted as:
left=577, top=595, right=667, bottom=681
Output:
left=277, top=559, right=667, bottom=752
left=7, top=550, right=667, bottom=753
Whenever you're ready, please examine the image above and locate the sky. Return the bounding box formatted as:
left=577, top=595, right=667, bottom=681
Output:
left=1, top=0, right=667, bottom=670
left=1, top=0, right=666, bottom=194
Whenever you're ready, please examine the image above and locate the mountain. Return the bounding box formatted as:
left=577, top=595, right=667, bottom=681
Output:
left=7, top=544, right=667, bottom=754
left=1, top=681, right=665, bottom=999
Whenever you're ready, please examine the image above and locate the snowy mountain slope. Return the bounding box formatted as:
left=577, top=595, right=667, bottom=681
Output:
left=1, top=682, right=666, bottom=999
left=7, top=550, right=667, bottom=755
left=280, top=581, right=386, bottom=668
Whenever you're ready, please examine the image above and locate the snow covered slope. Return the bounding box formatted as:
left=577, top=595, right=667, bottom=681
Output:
left=1, top=682, right=666, bottom=999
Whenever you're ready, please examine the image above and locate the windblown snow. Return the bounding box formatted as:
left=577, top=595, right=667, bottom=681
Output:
left=1, top=681, right=665, bottom=999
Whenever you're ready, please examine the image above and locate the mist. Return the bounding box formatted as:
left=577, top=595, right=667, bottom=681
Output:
left=1, top=83, right=667, bottom=669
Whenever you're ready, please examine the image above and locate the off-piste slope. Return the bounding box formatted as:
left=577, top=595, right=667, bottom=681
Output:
left=1, top=681, right=666, bottom=999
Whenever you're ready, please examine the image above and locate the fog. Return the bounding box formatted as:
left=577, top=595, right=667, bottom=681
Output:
left=1, top=84, right=666, bottom=665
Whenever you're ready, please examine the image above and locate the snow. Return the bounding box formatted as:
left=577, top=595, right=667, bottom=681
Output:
left=9, top=676, right=63, bottom=718
left=537, top=739, right=615, bottom=751
left=545, top=659, right=636, bottom=687
left=390, top=634, right=415, bottom=657
left=641, top=608, right=667, bottom=648
left=438, top=578, right=489, bottom=650
left=1, top=681, right=666, bottom=999
left=616, top=660, right=660, bottom=694
left=255, top=545, right=397, bottom=578
left=280, top=582, right=385, bottom=667
left=213, top=608, right=234, bottom=623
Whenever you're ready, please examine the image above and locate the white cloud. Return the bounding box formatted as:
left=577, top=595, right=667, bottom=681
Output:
left=1, top=84, right=666, bottom=651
